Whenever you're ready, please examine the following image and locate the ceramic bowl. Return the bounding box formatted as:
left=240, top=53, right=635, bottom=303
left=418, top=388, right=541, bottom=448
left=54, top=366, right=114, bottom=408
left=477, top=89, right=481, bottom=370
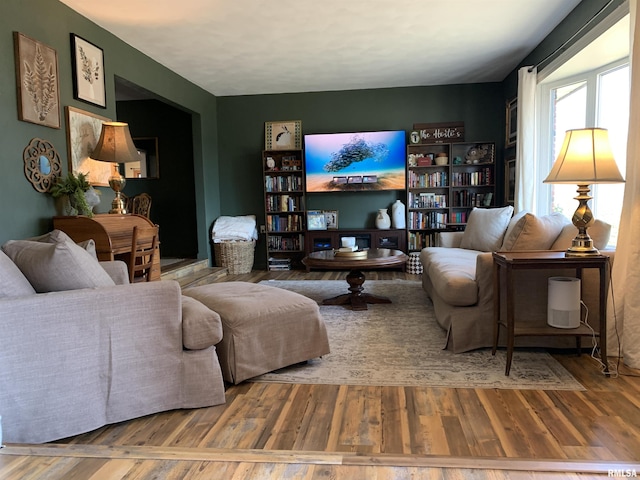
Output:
left=435, top=156, right=448, bottom=165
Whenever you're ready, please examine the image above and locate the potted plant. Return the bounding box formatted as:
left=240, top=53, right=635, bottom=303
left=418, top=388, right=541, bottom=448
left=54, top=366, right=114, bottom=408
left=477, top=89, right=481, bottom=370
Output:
left=50, top=172, right=100, bottom=217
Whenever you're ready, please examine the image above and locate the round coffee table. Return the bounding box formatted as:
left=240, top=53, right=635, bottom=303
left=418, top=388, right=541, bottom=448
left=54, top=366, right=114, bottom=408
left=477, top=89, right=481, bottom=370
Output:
left=302, top=248, right=408, bottom=311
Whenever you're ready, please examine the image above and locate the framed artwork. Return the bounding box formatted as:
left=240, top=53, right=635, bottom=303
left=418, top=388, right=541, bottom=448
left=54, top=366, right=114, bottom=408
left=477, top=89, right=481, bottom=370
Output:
left=65, top=106, right=117, bottom=187
left=505, top=98, right=517, bottom=147
left=13, top=32, right=61, bottom=129
left=71, top=34, right=106, bottom=108
left=265, top=120, right=302, bottom=150
left=307, top=210, right=327, bottom=230
left=323, top=210, right=338, bottom=229
left=128, top=137, right=160, bottom=179
left=505, top=157, right=516, bottom=205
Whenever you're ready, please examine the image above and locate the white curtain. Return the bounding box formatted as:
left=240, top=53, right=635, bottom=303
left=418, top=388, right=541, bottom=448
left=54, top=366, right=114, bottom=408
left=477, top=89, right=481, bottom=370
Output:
left=608, top=0, right=640, bottom=368
left=514, top=66, right=538, bottom=213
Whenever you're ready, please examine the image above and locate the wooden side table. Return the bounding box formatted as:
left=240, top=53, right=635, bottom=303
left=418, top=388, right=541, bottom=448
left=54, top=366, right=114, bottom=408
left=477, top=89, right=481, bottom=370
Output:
left=492, top=251, right=610, bottom=376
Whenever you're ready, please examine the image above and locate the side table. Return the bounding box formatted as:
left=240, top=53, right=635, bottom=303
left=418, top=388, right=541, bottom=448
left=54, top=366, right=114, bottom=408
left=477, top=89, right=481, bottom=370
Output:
left=492, top=251, right=610, bottom=376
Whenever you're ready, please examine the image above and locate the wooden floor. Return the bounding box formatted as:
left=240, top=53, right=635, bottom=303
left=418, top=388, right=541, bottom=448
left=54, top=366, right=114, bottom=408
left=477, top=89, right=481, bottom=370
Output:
left=1, top=269, right=639, bottom=479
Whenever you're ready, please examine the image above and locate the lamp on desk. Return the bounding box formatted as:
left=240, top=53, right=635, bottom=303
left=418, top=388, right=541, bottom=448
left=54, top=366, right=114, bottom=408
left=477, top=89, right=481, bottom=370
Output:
left=543, top=127, right=624, bottom=257
left=90, top=122, right=140, bottom=214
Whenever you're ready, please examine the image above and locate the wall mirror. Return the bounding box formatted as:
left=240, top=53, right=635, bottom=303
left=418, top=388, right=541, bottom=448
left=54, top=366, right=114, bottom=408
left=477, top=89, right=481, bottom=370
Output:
left=125, top=137, right=159, bottom=179
left=23, top=137, right=62, bottom=192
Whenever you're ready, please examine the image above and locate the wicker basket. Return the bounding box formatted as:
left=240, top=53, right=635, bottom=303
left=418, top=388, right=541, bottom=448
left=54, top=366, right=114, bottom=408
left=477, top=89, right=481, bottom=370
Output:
left=214, top=240, right=255, bottom=274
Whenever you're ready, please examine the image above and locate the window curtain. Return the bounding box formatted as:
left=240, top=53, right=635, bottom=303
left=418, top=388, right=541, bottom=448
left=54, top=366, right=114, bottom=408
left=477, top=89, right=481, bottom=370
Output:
left=608, top=0, right=640, bottom=369
left=514, top=66, right=538, bottom=213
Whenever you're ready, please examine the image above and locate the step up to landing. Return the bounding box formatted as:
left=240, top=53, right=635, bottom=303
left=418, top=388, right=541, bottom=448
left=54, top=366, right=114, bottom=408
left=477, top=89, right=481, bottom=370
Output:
left=160, top=258, right=227, bottom=288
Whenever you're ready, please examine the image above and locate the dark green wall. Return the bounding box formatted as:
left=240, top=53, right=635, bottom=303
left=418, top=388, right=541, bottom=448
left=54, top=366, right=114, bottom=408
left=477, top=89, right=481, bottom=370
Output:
left=217, top=83, right=505, bottom=268
left=0, top=0, right=219, bottom=260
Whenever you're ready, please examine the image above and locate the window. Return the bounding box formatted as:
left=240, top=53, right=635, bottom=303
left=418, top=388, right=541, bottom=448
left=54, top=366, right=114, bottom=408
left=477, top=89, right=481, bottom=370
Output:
left=538, top=60, right=629, bottom=247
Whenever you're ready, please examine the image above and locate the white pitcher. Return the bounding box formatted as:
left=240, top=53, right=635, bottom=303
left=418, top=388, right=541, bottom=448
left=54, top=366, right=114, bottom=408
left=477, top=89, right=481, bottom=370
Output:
left=391, top=200, right=406, bottom=229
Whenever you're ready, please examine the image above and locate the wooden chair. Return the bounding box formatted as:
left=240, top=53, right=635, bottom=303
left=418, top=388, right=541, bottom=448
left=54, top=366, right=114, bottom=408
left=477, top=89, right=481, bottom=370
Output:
left=129, top=225, right=159, bottom=283
left=130, top=193, right=152, bottom=218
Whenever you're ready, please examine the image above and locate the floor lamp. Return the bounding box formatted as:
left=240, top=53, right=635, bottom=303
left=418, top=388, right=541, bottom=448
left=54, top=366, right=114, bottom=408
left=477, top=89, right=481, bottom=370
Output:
left=543, top=127, right=625, bottom=256
left=90, top=122, right=140, bottom=214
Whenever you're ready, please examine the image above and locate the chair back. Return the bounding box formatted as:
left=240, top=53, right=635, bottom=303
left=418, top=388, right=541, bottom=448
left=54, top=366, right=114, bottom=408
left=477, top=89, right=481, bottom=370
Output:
left=131, top=193, right=152, bottom=218
left=129, top=225, right=159, bottom=283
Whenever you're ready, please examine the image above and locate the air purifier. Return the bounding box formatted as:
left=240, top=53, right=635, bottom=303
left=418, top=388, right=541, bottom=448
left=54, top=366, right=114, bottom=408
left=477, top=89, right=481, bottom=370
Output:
left=547, top=277, right=581, bottom=329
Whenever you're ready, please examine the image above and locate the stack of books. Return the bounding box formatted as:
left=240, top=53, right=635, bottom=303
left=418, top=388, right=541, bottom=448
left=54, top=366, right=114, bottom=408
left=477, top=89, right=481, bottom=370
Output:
left=268, top=257, right=291, bottom=271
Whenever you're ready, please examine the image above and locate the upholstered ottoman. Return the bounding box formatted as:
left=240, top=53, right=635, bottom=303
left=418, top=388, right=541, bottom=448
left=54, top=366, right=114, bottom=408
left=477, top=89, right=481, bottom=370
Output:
left=182, top=281, right=330, bottom=384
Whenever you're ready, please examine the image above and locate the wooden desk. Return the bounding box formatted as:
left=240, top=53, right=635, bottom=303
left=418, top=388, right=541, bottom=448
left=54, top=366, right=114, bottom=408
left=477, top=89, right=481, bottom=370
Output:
left=53, top=214, right=161, bottom=281
left=492, top=251, right=609, bottom=376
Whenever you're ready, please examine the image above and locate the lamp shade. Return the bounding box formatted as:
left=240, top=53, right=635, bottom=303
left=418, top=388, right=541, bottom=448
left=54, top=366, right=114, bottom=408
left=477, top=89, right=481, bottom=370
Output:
left=543, top=128, right=624, bottom=184
left=90, top=122, right=140, bottom=164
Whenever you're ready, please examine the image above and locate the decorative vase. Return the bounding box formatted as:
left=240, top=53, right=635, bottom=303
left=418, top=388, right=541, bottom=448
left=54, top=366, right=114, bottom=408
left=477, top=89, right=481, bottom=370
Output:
left=375, top=208, right=391, bottom=229
left=391, top=200, right=406, bottom=229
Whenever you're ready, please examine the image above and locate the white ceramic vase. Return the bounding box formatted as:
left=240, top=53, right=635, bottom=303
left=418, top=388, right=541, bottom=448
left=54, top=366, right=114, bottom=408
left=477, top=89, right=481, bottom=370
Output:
left=376, top=208, right=391, bottom=229
left=391, top=199, right=406, bottom=229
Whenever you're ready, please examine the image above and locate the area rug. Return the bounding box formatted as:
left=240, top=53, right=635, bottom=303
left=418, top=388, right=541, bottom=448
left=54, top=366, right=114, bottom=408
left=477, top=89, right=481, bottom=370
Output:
left=253, top=279, right=585, bottom=390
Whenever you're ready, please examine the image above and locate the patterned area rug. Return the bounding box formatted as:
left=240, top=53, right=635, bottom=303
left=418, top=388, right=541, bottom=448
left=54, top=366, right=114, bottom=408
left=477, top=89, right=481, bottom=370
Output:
left=253, top=279, right=585, bottom=390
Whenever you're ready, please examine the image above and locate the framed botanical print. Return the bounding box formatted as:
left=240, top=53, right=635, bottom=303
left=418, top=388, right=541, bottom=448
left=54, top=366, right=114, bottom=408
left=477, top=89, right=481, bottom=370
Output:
left=265, top=120, right=302, bottom=150
left=71, top=34, right=106, bottom=108
left=65, top=106, right=117, bottom=187
left=323, top=210, right=338, bottom=229
left=505, top=157, right=516, bottom=205
left=13, top=32, right=61, bottom=129
left=505, top=98, right=517, bottom=147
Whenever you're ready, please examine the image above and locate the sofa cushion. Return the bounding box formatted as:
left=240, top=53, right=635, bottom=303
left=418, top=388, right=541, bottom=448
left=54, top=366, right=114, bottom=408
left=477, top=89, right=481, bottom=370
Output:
left=0, top=250, right=36, bottom=298
left=1, top=230, right=115, bottom=293
left=460, top=206, right=513, bottom=252
left=30, top=231, right=98, bottom=259
left=423, top=247, right=481, bottom=306
left=182, top=295, right=223, bottom=350
left=501, top=212, right=569, bottom=251
left=551, top=219, right=612, bottom=250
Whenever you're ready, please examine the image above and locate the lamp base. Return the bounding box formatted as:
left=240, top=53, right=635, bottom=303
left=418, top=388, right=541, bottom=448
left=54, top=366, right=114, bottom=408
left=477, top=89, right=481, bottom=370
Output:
left=565, top=234, right=600, bottom=257
left=565, top=183, right=599, bottom=257
left=108, top=174, right=127, bottom=215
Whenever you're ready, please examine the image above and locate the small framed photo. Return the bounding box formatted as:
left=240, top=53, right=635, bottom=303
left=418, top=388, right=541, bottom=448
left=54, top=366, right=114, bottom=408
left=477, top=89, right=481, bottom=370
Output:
left=505, top=157, right=516, bottom=205
left=323, top=210, right=338, bottom=229
left=307, top=210, right=327, bottom=230
left=13, top=32, right=61, bottom=129
left=265, top=120, right=302, bottom=150
left=505, top=98, right=517, bottom=147
left=71, top=34, right=106, bottom=108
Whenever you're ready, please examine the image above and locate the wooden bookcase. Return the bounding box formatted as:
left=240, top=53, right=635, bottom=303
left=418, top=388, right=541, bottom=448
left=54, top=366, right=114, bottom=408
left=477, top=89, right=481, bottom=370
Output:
left=406, top=141, right=495, bottom=252
left=262, top=149, right=306, bottom=270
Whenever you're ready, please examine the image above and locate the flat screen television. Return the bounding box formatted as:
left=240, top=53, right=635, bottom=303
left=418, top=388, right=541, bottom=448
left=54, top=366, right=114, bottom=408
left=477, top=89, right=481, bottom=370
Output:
left=304, top=130, right=406, bottom=192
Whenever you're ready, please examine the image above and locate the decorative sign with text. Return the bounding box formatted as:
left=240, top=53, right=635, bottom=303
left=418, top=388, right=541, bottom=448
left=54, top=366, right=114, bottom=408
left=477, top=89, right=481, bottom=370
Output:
left=412, top=122, right=465, bottom=144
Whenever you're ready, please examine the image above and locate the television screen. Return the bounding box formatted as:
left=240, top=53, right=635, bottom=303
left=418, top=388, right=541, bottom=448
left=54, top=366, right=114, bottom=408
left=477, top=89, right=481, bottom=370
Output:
left=304, top=130, right=406, bottom=192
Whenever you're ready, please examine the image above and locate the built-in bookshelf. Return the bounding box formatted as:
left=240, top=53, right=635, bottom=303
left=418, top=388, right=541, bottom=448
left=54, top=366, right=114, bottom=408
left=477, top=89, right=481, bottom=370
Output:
left=406, top=142, right=495, bottom=252
left=262, top=149, right=306, bottom=270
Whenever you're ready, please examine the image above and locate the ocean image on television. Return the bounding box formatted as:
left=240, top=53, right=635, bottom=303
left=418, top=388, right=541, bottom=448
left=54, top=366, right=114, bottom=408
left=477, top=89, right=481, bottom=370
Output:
left=305, top=131, right=406, bottom=192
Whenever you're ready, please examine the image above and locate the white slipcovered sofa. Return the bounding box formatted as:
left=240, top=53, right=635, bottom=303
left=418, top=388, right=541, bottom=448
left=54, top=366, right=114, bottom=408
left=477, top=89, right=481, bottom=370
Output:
left=420, top=207, right=613, bottom=353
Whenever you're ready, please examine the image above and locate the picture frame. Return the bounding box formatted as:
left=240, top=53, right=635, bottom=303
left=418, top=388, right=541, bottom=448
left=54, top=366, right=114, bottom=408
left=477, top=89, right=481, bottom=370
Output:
left=505, top=157, right=516, bottom=205
left=71, top=34, right=106, bottom=108
left=13, top=32, right=61, bottom=129
left=65, top=106, right=116, bottom=187
left=505, top=98, right=517, bottom=147
left=128, top=137, right=160, bottom=179
left=265, top=120, right=302, bottom=150
left=323, top=210, right=338, bottom=229
left=307, top=210, right=327, bottom=230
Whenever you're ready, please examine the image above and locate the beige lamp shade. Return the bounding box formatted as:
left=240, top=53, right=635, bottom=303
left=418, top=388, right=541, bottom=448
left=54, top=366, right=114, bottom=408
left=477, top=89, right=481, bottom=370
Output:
left=543, top=128, right=624, bottom=184
left=90, top=122, right=140, bottom=164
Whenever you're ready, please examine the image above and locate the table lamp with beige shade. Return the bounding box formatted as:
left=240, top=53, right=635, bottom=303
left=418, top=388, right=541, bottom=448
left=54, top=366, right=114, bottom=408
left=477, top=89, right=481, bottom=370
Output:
left=543, top=127, right=625, bottom=256
left=90, top=122, right=140, bottom=214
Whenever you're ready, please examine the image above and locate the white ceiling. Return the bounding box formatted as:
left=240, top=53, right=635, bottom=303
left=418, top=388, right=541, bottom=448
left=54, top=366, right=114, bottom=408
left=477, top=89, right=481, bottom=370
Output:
left=59, top=0, right=584, bottom=97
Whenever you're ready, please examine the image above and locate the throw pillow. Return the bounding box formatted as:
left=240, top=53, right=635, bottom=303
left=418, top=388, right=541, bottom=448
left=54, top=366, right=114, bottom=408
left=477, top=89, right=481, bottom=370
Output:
left=29, top=230, right=98, bottom=259
left=460, top=206, right=514, bottom=252
left=182, top=295, right=223, bottom=350
left=1, top=233, right=115, bottom=293
left=501, top=212, right=569, bottom=251
left=551, top=219, right=612, bottom=251
left=0, top=250, right=36, bottom=298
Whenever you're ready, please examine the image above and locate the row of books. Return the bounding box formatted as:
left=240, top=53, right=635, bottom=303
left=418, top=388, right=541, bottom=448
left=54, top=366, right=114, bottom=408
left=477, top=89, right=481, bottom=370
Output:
left=451, top=168, right=493, bottom=186
left=408, top=211, right=448, bottom=230
left=267, top=234, right=303, bottom=252
left=409, top=192, right=447, bottom=208
left=266, top=214, right=304, bottom=232
left=408, top=231, right=438, bottom=250
left=449, top=211, right=468, bottom=224
left=265, top=194, right=303, bottom=212
left=408, top=171, right=448, bottom=188
left=268, top=257, right=292, bottom=271
left=265, top=174, right=303, bottom=192
left=452, top=191, right=493, bottom=207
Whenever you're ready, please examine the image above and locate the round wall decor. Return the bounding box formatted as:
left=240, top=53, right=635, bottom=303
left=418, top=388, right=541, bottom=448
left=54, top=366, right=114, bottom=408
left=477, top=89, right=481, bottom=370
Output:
left=23, top=137, right=62, bottom=192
